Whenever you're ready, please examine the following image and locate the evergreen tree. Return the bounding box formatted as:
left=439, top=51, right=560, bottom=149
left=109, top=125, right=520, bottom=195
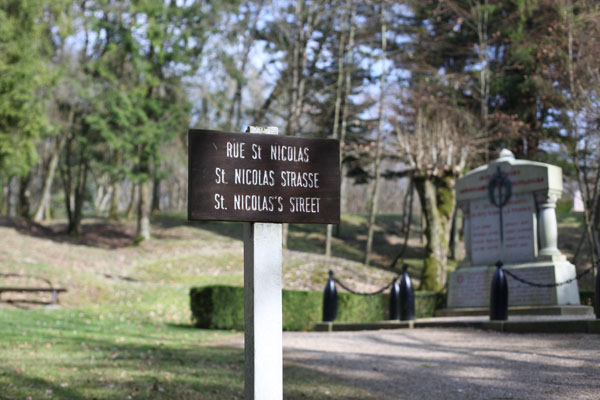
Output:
left=0, top=0, right=56, bottom=214
left=81, top=0, right=231, bottom=240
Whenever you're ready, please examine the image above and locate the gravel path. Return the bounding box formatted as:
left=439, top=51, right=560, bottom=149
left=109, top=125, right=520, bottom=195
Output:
left=281, top=328, right=600, bottom=399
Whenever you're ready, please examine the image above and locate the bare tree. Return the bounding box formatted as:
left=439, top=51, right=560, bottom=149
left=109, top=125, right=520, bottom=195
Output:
left=226, top=0, right=265, bottom=130
left=281, top=0, right=325, bottom=248
left=559, top=0, right=600, bottom=263
left=326, top=0, right=354, bottom=258
left=365, top=1, right=387, bottom=266
left=440, top=0, right=491, bottom=139
left=395, top=94, right=473, bottom=290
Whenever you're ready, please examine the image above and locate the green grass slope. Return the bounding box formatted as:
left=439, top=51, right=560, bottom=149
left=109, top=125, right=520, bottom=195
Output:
left=0, top=213, right=409, bottom=398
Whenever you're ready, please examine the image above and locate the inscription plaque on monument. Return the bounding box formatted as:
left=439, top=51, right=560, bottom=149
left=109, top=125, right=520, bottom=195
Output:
left=470, top=193, right=536, bottom=265
left=447, top=265, right=556, bottom=308
left=188, top=129, right=340, bottom=224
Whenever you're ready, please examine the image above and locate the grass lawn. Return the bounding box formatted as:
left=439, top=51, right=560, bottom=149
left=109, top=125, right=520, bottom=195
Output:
left=0, top=207, right=588, bottom=398
left=0, top=307, right=241, bottom=399
left=0, top=214, right=399, bottom=399
left=0, top=307, right=377, bottom=399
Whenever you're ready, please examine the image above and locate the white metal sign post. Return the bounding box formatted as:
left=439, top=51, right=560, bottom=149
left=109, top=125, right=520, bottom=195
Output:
left=187, top=125, right=340, bottom=399
left=244, top=126, right=283, bottom=400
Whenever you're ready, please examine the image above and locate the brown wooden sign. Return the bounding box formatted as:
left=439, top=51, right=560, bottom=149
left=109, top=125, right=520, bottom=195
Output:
left=188, top=129, right=340, bottom=224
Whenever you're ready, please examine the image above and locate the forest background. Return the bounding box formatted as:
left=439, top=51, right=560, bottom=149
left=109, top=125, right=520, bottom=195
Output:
left=1, top=0, right=599, bottom=290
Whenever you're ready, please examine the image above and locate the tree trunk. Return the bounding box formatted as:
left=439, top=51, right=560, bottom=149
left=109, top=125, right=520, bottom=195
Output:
left=364, top=148, right=384, bottom=264
left=287, top=0, right=302, bottom=136
left=287, top=0, right=320, bottom=136
left=7, top=175, right=18, bottom=217
left=0, top=176, right=5, bottom=215
left=449, top=208, right=461, bottom=261
left=126, top=183, right=137, bottom=220
left=33, top=131, right=68, bottom=222
left=284, top=1, right=322, bottom=249
left=136, top=180, right=151, bottom=241
left=388, top=178, right=415, bottom=270
left=335, top=3, right=356, bottom=238
left=60, top=148, right=73, bottom=227
left=401, top=178, right=414, bottom=234
left=18, top=173, right=32, bottom=219
left=59, top=132, right=89, bottom=236
left=253, top=82, right=283, bottom=125
left=364, top=3, right=386, bottom=266
left=326, top=0, right=351, bottom=258
left=226, top=0, right=264, bottom=130
left=151, top=175, right=160, bottom=215
left=282, top=0, right=304, bottom=249
left=135, top=140, right=152, bottom=241
left=335, top=165, right=349, bottom=237
left=414, top=174, right=456, bottom=291
left=325, top=224, right=333, bottom=257
left=420, top=212, right=425, bottom=244
left=281, top=223, right=288, bottom=248
left=109, top=180, right=120, bottom=221
left=34, top=108, right=73, bottom=222
left=67, top=160, right=88, bottom=236
left=476, top=0, right=489, bottom=135
left=96, top=184, right=112, bottom=212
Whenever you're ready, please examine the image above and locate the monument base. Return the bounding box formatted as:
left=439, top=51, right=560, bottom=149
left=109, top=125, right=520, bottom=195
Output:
left=437, top=305, right=593, bottom=317
left=447, top=260, right=581, bottom=309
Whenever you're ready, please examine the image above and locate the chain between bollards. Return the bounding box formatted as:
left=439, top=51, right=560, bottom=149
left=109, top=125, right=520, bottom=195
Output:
left=333, top=277, right=393, bottom=296
left=490, top=260, right=508, bottom=321
left=503, top=265, right=593, bottom=288
left=323, top=267, right=417, bottom=322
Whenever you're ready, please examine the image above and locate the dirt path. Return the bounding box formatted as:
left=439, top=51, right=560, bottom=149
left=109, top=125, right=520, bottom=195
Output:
left=279, top=328, right=600, bottom=399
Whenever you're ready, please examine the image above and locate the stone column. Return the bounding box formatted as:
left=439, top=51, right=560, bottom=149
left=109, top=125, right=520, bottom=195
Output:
left=535, top=191, right=561, bottom=257
left=460, top=202, right=471, bottom=266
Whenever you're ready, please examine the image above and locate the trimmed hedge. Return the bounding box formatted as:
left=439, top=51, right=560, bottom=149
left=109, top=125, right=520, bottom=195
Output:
left=190, top=285, right=245, bottom=330
left=190, top=285, right=444, bottom=331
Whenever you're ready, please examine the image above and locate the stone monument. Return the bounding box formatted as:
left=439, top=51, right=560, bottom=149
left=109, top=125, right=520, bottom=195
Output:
left=446, top=149, right=587, bottom=314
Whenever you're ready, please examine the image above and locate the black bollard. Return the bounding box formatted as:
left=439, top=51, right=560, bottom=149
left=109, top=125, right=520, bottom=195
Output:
left=399, top=264, right=415, bottom=321
left=490, top=260, right=508, bottom=321
left=595, top=261, right=600, bottom=319
left=389, top=277, right=400, bottom=320
left=322, top=270, right=338, bottom=322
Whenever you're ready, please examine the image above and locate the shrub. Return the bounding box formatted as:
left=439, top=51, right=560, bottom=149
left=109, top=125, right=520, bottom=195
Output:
left=190, top=285, right=444, bottom=331
left=281, top=289, right=322, bottom=330
left=337, top=292, right=387, bottom=321
left=190, top=286, right=245, bottom=330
